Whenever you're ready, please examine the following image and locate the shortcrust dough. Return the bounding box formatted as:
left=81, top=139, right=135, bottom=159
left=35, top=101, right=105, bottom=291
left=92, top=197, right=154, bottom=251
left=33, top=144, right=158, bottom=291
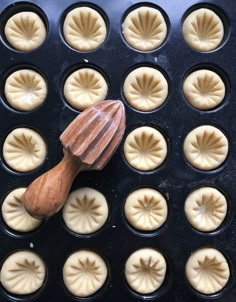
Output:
left=5, top=12, right=46, bottom=51
left=183, top=125, right=228, bottom=170
left=123, top=67, right=168, bottom=111
left=2, top=188, right=42, bottom=232
left=5, top=69, right=47, bottom=111
left=64, top=68, right=107, bottom=111
left=124, top=126, right=167, bottom=171
left=182, top=8, right=224, bottom=52
left=0, top=250, right=46, bottom=295
left=183, top=69, right=225, bottom=110
left=122, top=7, right=167, bottom=51
left=63, top=187, right=108, bottom=234
left=3, top=128, right=47, bottom=172
left=63, top=250, right=107, bottom=297
left=125, top=188, right=167, bottom=231
left=185, top=187, right=227, bottom=232
left=125, top=248, right=166, bottom=294
left=186, top=248, right=230, bottom=294
left=63, top=7, right=107, bottom=51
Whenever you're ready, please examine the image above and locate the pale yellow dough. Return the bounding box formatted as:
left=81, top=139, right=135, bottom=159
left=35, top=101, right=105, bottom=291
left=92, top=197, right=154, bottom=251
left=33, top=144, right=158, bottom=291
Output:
left=5, top=12, right=46, bottom=51
left=125, top=248, right=166, bottom=294
left=64, top=68, right=107, bottom=111
left=185, top=187, right=227, bottom=232
left=186, top=248, right=230, bottom=294
left=124, top=126, right=167, bottom=171
left=182, top=8, right=224, bottom=52
left=3, top=128, right=47, bottom=172
left=123, top=67, right=168, bottom=111
left=0, top=250, right=46, bottom=295
left=63, top=7, right=107, bottom=51
left=183, top=69, right=225, bottom=110
left=63, top=187, right=108, bottom=234
left=63, top=250, right=107, bottom=297
left=125, top=188, right=167, bottom=231
left=5, top=69, right=47, bottom=111
left=183, top=125, right=228, bottom=170
left=2, top=188, right=42, bottom=232
left=122, top=6, right=167, bottom=51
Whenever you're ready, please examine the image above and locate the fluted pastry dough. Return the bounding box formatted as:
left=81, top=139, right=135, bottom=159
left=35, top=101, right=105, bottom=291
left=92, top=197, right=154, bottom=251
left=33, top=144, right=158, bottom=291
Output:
left=123, top=67, right=168, bottom=111
left=183, top=125, right=228, bottom=170
left=5, top=12, right=46, bottom=51
left=125, top=188, right=167, bottom=231
left=5, top=69, right=47, bottom=111
left=185, top=187, right=227, bottom=232
left=3, top=128, right=47, bottom=172
left=0, top=250, right=46, bottom=295
left=182, top=8, right=224, bottom=52
left=186, top=248, right=230, bottom=294
left=122, top=6, right=167, bottom=51
left=183, top=69, right=225, bottom=110
left=63, top=250, right=107, bottom=297
left=125, top=248, right=166, bottom=294
left=124, top=126, right=167, bottom=171
left=2, top=188, right=42, bottom=232
left=63, top=7, right=107, bottom=51
left=64, top=68, right=107, bottom=111
left=63, top=187, right=108, bottom=234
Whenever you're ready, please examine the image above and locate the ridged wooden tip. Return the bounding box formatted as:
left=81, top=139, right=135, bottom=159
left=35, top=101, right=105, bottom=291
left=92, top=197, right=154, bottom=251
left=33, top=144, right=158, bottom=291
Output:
left=60, top=100, right=126, bottom=169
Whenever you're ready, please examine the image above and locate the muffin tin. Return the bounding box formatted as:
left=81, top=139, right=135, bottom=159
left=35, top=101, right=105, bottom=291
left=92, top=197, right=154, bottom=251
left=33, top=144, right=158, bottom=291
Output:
left=0, top=0, right=236, bottom=301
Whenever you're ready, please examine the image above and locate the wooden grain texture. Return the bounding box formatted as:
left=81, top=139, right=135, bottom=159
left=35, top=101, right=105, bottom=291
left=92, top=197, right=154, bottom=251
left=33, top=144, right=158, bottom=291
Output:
left=23, top=100, right=126, bottom=218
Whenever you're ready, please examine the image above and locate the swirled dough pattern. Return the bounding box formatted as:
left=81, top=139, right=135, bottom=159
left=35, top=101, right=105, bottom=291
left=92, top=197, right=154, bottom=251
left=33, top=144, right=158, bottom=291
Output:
left=122, top=7, right=167, bottom=51
left=5, top=69, right=47, bottom=111
left=125, top=248, right=166, bottom=294
left=185, top=187, right=227, bottom=232
left=123, top=67, right=168, bottom=111
left=63, top=187, right=108, bottom=234
left=2, top=188, right=42, bottom=232
left=0, top=250, right=46, bottom=295
left=186, top=248, right=230, bottom=294
left=63, top=250, right=107, bottom=297
left=5, top=12, right=46, bottom=51
left=124, top=126, right=167, bottom=171
left=125, top=188, right=167, bottom=231
left=3, top=128, right=47, bottom=172
left=183, top=125, right=228, bottom=170
left=64, top=68, right=107, bottom=111
left=63, top=7, right=107, bottom=51
left=182, top=8, right=224, bottom=52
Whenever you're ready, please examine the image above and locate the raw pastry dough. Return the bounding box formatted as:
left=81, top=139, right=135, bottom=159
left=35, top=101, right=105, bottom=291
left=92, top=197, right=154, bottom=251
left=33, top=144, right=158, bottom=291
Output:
left=63, top=250, right=107, bottom=297
left=5, top=69, right=47, bottom=111
left=63, top=7, right=107, bottom=51
left=125, top=188, right=167, bottom=231
left=183, top=125, right=228, bottom=170
left=183, top=69, right=225, bottom=110
left=124, top=126, right=167, bottom=171
left=4, top=12, right=46, bottom=51
left=2, top=188, right=42, bottom=232
left=186, top=248, right=230, bottom=294
left=64, top=68, right=107, bottom=111
left=123, top=67, right=168, bottom=111
left=122, top=7, right=167, bottom=51
left=182, top=8, right=224, bottom=52
left=3, top=128, right=47, bottom=172
left=125, top=248, right=166, bottom=294
left=185, top=187, right=227, bottom=232
left=63, top=187, right=108, bottom=234
left=0, top=250, right=46, bottom=295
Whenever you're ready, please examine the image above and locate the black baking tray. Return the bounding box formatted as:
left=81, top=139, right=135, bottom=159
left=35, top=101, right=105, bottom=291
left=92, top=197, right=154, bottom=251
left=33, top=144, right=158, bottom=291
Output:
left=0, top=0, right=236, bottom=301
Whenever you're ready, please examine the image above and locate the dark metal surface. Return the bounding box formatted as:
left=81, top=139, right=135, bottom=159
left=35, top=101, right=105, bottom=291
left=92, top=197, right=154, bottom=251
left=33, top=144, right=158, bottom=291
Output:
left=0, top=0, right=236, bottom=301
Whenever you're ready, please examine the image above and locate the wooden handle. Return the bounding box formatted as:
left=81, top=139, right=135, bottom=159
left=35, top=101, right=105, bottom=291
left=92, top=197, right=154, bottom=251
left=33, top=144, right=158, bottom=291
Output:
left=23, top=150, right=85, bottom=219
